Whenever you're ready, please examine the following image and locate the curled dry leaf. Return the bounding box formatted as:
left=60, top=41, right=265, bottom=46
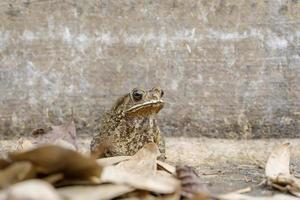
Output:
left=8, top=145, right=101, bottom=182
left=100, top=143, right=180, bottom=194
left=96, top=155, right=176, bottom=174
left=51, top=121, right=77, bottom=148
left=0, top=161, right=35, bottom=188
left=265, top=143, right=291, bottom=179
left=97, top=156, right=131, bottom=166
left=265, top=142, right=300, bottom=197
left=115, top=143, right=160, bottom=175
left=58, top=184, right=135, bottom=200
left=38, top=121, right=78, bottom=150
left=4, top=179, right=61, bottom=200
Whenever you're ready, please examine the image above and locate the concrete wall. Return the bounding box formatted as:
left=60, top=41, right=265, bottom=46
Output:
left=0, top=0, right=299, bottom=138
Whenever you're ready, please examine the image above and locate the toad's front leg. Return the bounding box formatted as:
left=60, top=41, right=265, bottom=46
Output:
left=155, top=133, right=166, bottom=161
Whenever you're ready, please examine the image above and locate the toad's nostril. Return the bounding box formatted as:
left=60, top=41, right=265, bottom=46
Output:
left=160, top=89, right=164, bottom=97
left=132, top=89, right=143, bottom=101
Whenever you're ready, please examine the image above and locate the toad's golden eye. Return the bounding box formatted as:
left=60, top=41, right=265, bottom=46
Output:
left=132, top=89, right=144, bottom=101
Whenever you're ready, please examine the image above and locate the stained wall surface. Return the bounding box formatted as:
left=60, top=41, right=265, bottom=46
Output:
left=0, top=0, right=299, bottom=138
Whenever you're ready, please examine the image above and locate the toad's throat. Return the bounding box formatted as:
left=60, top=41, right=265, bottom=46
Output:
left=125, top=100, right=164, bottom=117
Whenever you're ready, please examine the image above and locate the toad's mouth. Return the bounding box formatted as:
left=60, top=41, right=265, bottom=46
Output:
left=125, top=100, right=164, bottom=117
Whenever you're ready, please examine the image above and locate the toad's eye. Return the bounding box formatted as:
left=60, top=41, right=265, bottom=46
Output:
left=132, top=89, right=144, bottom=101
left=160, top=89, right=164, bottom=97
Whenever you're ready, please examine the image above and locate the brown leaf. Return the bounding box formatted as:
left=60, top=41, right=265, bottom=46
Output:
left=265, top=143, right=291, bottom=180
left=0, top=158, right=10, bottom=170
left=0, top=161, right=35, bottom=188
left=8, top=145, right=101, bottom=182
left=58, top=184, right=135, bottom=200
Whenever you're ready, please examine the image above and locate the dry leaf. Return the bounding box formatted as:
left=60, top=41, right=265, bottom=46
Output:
left=96, top=155, right=176, bottom=175
left=53, top=139, right=77, bottom=151
left=42, top=173, right=64, bottom=184
left=53, top=179, right=100, bottom=187
left=8, top=145, right=101, bottom=181
left=97, top=156, right=131, bottom=166
left=115, top=143, right=160, bottom=175
left=159, top=191, right=181, bottom=200
left=265, top=143, right=291, bottom=179
left=264, top=142, right=300, bottom=197
left=0, top=161, right=35, bottom=188
left=118, top=190, right=153, bottom=200
left=289, top=188, right=300, bottom=198
left=58, top=184, right=135, bottom=200
left=157, top=160, right=176, bottom=175
left=4, top=179, right=61, bottom=200
left=270, top=175, right=300, bottom=197
left=157, top=170, right=173, bottom=177
left=0, top=158, right=10, bottom=170
left=101, top=166, right=179, bottom=194
left=97, top=156, right=176, bottom=173
left=42, top=121, right=78, bottom=150
left=100, top=143, right=180, bottom=194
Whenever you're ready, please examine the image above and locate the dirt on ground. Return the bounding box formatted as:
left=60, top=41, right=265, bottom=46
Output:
left=1, top=136, right=300, bottom=197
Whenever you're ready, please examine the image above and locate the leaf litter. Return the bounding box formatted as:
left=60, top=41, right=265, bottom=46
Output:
left=0, top=136, right=182, bottom=199
left=16, top=120, right=79, bottom=152
left=2, top=121, right=300, bottom=200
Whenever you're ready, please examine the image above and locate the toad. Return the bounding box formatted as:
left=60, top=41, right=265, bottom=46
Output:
left=90, top=87, right=165, bottom=160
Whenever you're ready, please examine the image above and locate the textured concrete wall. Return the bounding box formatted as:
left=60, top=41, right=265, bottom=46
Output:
left=0, top=0, right=299, bottom=138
